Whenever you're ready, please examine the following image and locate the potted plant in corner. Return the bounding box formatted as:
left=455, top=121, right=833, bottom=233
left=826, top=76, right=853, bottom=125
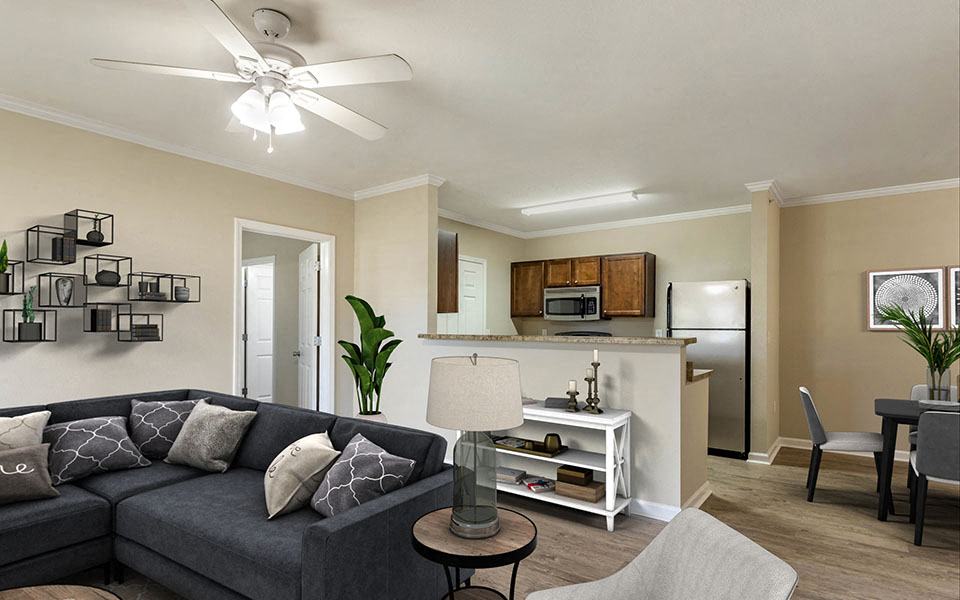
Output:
left=19, top=286, right=42, bottom=342
left=877, top=303, right=960, bottom=402
left=0, top=239, right=9, bottom=294
left=339, top=295, right=402, bottom=421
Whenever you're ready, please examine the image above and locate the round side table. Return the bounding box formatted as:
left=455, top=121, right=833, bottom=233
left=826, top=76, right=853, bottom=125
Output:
left=0, top=585, right=121, bottom=600
left=412, top=507, right=537, bottom=600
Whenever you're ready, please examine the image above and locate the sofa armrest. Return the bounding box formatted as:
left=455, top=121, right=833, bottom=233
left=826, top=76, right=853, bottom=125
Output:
left=302, top=466, right=468, bottom=600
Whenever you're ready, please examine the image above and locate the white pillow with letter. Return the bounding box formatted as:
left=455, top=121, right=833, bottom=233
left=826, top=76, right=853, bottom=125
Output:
left=264, top=432, right=340, bottom=519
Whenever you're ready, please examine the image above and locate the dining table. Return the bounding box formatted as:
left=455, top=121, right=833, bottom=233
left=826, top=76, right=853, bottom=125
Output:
left=874, top=398, right=923, bottom=521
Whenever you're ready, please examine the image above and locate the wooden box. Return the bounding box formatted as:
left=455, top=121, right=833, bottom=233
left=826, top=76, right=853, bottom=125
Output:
left=556, top=464, right=593, bottom=486
left=555, top=481, right=605, bottom=503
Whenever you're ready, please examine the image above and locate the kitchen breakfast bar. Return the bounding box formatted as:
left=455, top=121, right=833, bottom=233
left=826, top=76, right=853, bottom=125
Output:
left=417, top=333, right=712, bottom=524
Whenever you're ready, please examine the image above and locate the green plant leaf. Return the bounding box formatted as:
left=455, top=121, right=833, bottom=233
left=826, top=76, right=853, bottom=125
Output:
left=338, top=341, right=362, bottom=364
left=345, top=295, right=378, bottom=332
left=0, top=240, right=8, bottom=274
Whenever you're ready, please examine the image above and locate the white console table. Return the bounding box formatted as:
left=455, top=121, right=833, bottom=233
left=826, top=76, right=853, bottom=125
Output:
left=492, top=403, right=632, bottom=531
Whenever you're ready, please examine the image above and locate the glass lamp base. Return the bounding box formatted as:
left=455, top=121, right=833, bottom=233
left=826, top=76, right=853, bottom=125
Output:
left=451, top=431, right=500, bottom=539
left=450, top=509, right=501, bottom=539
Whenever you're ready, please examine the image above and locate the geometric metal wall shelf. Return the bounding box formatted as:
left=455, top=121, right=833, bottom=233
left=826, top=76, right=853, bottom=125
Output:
left=26, top=225, right=77, bottom=265
left=84, top=254, right=132, bottom=287
left=83, top=302, right=131, bottom=333
left=128, top=272, right=201, bottom=303
left=37, top=273, right=87, bottom=308
left=2, top=309, right=57, bottom=342
left=0, top=260, right=25, bottom=296
left=65, top=209, right=114, bottom=248
left=118, top=312, right=163, bottom=342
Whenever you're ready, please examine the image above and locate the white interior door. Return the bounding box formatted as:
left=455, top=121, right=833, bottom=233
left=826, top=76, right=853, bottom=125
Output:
left=298, top=244, right=319, bottom=410
left=457, top=257, right=487, bottom=334
left=244, top=261, right=274, bottom=403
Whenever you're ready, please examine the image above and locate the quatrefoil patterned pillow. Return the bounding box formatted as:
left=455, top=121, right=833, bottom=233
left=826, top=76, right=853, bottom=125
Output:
left=311, top=433, right=416, bottom=517
left=43, top=416, right=151, bottom=485
left=129, top=399, right=200, bottom=459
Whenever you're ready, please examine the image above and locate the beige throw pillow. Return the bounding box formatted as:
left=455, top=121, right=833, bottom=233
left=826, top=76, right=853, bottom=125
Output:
left=165, top=400, right=257, bottom=473
left=264, top=432, right=340, bottom=519
left=0, top=410, right=51, bottom=451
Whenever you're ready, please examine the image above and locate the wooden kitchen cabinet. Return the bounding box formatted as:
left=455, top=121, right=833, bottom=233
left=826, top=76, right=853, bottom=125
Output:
left=601, top=253, right=656, bottom=317
left=544, top=256, right=601, bottom=287
left=511, top=261, right=545, bottom=317
left=437, top=230, right=459, bottom=313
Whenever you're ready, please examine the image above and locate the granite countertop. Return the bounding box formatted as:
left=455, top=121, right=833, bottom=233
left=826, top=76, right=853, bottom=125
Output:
left=418, top=333, right=696, bottom=346
left=688, top=369, right=714, bottom=383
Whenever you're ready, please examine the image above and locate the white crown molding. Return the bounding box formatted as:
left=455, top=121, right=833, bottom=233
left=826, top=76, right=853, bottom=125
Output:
left=0, top=94, right=354, bottom=200
left=437, top=208, right=527, bottom=238
left=744, top=179, right=784, bottom=206
left=523, top=204, right=752, bottom=239
left=781, top=178, right=960, bottom=207
left=353, top=174, right=446, bottom=200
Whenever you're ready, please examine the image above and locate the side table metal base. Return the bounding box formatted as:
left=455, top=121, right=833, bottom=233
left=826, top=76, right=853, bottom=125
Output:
left=442, top=585, right=507, bottom=600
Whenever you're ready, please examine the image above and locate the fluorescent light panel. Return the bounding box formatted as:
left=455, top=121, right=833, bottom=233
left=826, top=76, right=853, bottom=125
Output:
left=520, top=191, right=639, bottom=216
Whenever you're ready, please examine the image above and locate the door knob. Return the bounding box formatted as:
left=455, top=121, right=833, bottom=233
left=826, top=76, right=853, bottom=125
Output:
left=292, top=350, right=301, bottom=358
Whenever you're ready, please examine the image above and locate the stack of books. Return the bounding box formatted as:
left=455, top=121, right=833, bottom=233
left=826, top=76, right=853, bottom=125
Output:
left=521, top=476, right=555, bottom=494
left=495, top=467, right=526, bottom=484
left=130, top=323, right=160, bottom=341
left=138, top=291, right=167, bottom=301
left=89, top=308, right=113, bottom=332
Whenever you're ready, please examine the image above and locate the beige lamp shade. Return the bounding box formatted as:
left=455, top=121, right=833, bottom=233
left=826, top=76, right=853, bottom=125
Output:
left=426, top=356, right=524, bottom=431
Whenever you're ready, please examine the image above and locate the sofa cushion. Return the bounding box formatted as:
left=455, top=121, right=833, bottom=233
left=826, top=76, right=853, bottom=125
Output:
left=129, top=398, right=199, bottom=459
left=165, top=400, right=257, bottom=473
left=0, top=444, right=59, bottom=506
left=75, top=461, right=205, bottom=506
left=329, top=417, right=445, bottom=483
left=117, top=469, right=319, bottom=600
left=188, top=389, right=259, bottom=412
left=0, top=410, right=50, bottom=451
left=46, top=390, right=189, bottom=424
left=265, top=432, right=340, bottom=519
left=0, top=484, right=110, bottom=566
left=235, top=403, right=337, bottom=470
left=0, top=405, right=46, bottom=419
left=44, top=416, right=151, bottom=485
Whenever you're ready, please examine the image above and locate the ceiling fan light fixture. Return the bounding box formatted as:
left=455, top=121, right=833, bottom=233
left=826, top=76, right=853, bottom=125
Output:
left=231, top=88, right=266, bottom=126
left=267, top=91, right=304, bottom=134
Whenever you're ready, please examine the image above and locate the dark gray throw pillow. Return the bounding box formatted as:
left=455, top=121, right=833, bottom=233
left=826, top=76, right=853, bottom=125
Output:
left=0, top=444, right=59, bottom=505
left=311, top=433, right=416, bottom=517
left=129, top=398, right=200, bottom=459
left=43, top=416, right=151, bottom=485
left=165, top=399, right=257, bottom=473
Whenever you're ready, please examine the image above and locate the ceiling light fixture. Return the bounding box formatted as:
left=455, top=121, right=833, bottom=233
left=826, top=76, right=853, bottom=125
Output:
left=520, top=191, right=641, bottom=216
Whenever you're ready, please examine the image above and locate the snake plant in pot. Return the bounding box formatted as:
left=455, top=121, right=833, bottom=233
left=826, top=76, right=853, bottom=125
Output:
left=19, top=286, right=42, bottom=342
left=877, top=303, right=960, bottom=401
left=339, top=295, right=402, bottom=420
left=0, top=240, right=9, bottom=294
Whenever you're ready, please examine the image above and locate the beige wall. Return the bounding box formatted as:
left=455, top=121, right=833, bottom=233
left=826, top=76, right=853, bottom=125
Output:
left=680, top=378, right=709, bottom=504
left=750, top=189, right=781, bottom=454
left=0, top=110, right=356, bottom=413
left=437, top=217, right=525, bottom=335
left=518, top=212, right=751, bottom=337
left=779, top=188, right=960, bottom=449
left=241, top=232, right=314, bottom=408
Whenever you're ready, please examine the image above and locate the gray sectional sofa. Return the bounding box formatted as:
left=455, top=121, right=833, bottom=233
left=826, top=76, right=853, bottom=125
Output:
left=0, top=389, right=467, bottom=600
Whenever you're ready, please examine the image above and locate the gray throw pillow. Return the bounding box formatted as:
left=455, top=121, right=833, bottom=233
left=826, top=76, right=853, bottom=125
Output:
left=0, top=410, right=51, bottom=451
left=0, top=444, right=59, bottom=505
left=265, top=432, right=340, bottom=519
left=311, top=433, right=416, bottom=518
left=129, top=399, right=199, bottom=459
left=165, top=399, right=257, bottom=473
left=44, top=416, right=151, bottom=485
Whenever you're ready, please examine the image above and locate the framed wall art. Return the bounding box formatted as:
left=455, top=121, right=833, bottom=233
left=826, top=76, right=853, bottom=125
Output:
left=949, top=266, right=959, bottom=330
left=867, top=268, right=944, bottom=331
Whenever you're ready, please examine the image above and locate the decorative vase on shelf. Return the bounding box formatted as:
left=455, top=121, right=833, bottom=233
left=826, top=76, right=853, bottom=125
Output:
left=927, top=368, right=954, bottom=402
left=55, top=277, right=74, bottom=306
left=174, top=286, right=191, bottom=302
left=86, top=229, right=105, bottom=244
left=95, top=270, right=121, bottom=286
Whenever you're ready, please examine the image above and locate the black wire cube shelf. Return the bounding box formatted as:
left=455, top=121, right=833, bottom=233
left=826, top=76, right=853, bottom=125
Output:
left=0, top=260, right=25, bottom=296
left=26, top=225, right=77, bottom=265
left=117, top=312, right=163, bottom=343
left=2, top=309, right=57, bottom=343
left=84, top=254, right=133, bottom=287
left=83, top=303, right=132, bottom=333
left=65, top=209, right=114, bottom=248
left=36, top=273, right=87, bottom=308
left=127, top=272, right=201, bottom=303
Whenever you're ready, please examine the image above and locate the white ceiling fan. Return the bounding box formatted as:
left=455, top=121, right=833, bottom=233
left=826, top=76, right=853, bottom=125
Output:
left=91, top=0, right=412, bottom=152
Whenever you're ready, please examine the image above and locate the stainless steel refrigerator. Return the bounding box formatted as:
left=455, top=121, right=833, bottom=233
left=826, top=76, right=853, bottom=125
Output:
left=667, top=280, right=750, bottom=459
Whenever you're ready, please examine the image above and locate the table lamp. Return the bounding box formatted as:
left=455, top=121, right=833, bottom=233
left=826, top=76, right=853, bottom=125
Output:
left=427, top=354, right=523, bottom=539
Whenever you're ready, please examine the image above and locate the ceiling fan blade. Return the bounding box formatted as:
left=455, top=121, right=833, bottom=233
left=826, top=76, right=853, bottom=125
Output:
left=179, top=0, right=268, bottom=71
left=289, top=54, right=412, bottom=89
left=292, top=90, right=387, bottom=140
left=91, top=58, right=245, bottom=82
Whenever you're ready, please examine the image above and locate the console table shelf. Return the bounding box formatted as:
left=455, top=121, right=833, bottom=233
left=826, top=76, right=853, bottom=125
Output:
left=492, top=402, right=632, bottom=532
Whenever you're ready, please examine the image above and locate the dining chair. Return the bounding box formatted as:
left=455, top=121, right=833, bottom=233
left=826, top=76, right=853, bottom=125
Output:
left=798, top=387, right=884, bottom=503
left=909, top=410, right=960, bottom=546
left=907, top=385, right=959, bottom=489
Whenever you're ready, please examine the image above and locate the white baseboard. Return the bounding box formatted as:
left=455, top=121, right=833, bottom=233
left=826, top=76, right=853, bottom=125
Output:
left=629, top=498, right=681, bottom=522
left=682, top=481, right=713, bottom=509
left=777, top=437, right=909, bottom=463
left=746, top=438, right=783, bottom=465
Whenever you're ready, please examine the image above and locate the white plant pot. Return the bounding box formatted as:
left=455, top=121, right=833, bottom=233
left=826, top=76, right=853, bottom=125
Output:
left=354, top=411, right=387, bottom=423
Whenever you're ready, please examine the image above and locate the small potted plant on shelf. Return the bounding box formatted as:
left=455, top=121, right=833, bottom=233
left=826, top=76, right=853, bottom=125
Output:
left=0, top=239, right=10, bottom=294
left=877, top=303, right=960, bottom=402
left=19, top=286, right=42, bottom=342
left=339, top=295, right=402, bottom=421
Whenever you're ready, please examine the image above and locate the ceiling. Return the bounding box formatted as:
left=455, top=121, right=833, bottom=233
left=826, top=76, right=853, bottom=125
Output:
left=1, top=0, right=957, bottom=232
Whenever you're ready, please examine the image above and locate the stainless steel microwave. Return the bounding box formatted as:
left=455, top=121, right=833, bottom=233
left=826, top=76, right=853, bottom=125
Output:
left=544, top=286, right=601, bottom=321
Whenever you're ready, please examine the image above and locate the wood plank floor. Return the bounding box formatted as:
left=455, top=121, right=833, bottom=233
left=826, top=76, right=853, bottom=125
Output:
left=473, top=447, right=960, bottom=599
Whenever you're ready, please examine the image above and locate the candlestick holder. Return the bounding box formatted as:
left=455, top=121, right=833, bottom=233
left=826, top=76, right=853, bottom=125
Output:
left=565, top=389, right=580, bottom=413
left=585, top=361, right=603, bottom=414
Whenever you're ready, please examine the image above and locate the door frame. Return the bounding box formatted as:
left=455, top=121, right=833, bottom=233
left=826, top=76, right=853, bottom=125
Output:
left=459, top=254, right=488, bottom=334
left=240, top=256, right=276, bottom=402
left=233, top=219, right=336, bottom=413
